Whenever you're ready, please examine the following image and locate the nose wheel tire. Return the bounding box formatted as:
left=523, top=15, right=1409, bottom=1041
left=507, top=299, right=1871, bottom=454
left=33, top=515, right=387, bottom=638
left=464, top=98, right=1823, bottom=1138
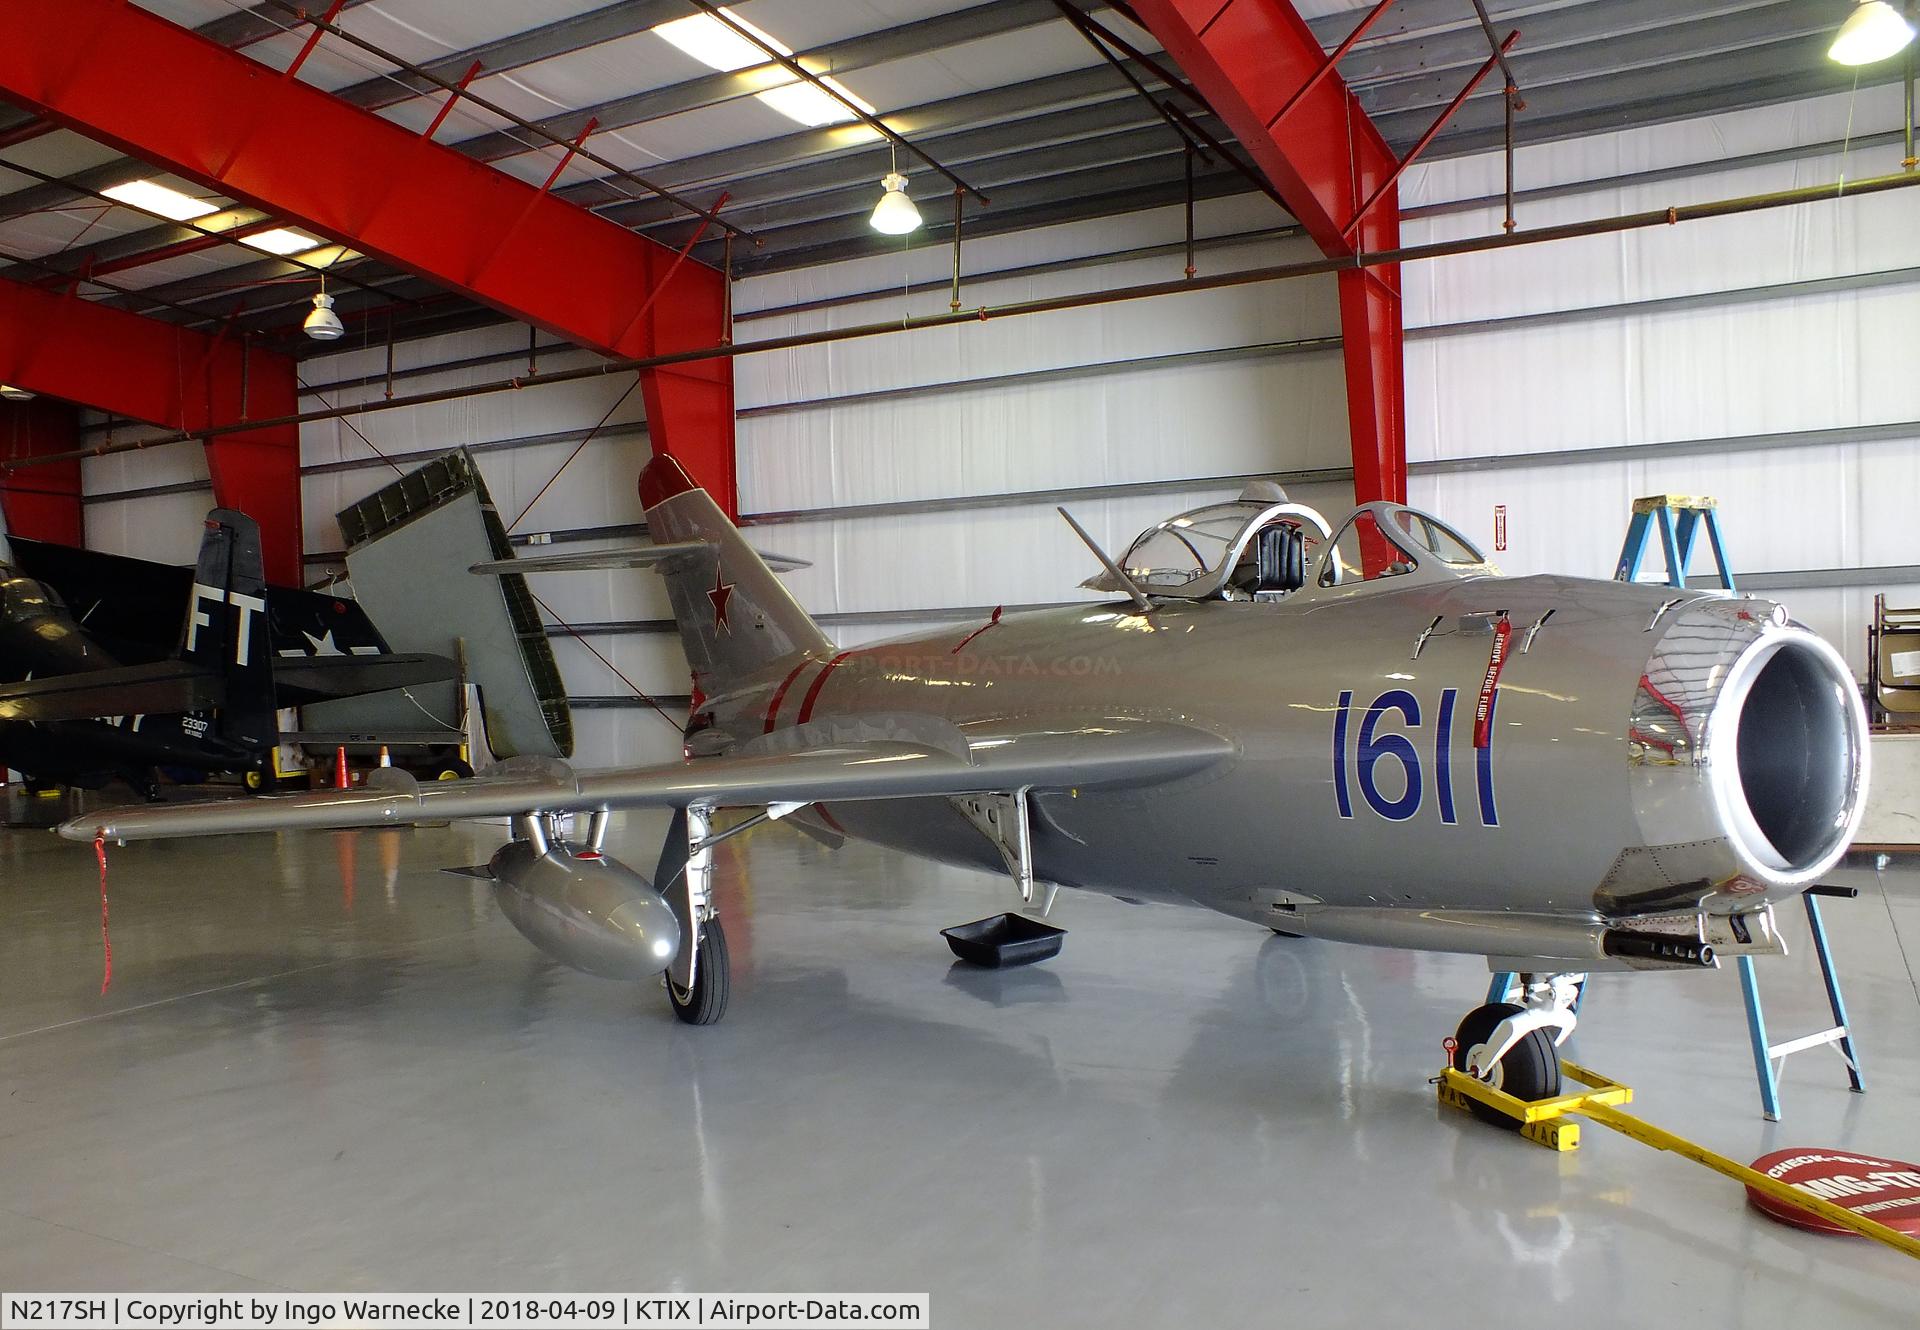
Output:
left=1453, top=1001, right=1561, bottom=1128
left=666, top=919, right=730, bottom=1026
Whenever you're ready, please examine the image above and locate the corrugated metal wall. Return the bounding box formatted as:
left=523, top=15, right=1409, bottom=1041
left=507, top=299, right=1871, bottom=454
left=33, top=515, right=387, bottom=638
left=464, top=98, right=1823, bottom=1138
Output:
left=1401, top=81, right=1920, bottom=662
left=78, top=80, right=1920, bottom=769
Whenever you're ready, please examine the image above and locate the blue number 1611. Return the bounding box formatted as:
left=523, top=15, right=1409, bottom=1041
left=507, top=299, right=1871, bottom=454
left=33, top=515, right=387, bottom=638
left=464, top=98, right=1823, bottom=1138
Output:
left=1332, top=687, right=1499, bottom=827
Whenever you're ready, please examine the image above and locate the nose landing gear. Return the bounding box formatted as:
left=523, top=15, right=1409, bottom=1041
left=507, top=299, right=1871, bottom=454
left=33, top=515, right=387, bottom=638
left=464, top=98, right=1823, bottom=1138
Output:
left=1451, top=974, right=1585, bottom=1128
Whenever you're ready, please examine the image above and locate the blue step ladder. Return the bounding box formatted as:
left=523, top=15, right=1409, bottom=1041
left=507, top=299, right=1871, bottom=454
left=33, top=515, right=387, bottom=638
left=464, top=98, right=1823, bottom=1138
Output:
left=1495, top=495, right=1864, bottom=1120
left=1613, top=492, right=1735, bottom=587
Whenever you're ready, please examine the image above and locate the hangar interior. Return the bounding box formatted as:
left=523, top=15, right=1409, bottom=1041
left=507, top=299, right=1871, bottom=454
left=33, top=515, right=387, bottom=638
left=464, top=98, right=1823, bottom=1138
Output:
left=2, top=0, right=1919, bottom=1322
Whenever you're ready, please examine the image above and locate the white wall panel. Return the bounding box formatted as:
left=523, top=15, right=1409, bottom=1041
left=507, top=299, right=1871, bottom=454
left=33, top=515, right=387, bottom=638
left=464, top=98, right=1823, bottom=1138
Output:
left=1401, top=79, right=1920, bottom=681
left=738, top=347, right=1346, bottom=516
left=73, top=83, right=1918, bottom=764
left=1403, top=84, right=1914, bottom=327
left=84, top=486, right=219, bottom=564
left=735, top=193, right=1282, bottom=316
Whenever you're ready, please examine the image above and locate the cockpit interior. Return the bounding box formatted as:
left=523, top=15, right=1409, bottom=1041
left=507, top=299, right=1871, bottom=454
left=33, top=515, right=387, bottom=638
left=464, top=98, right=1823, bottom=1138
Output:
left=1082, top=482, right=1495, bottom=604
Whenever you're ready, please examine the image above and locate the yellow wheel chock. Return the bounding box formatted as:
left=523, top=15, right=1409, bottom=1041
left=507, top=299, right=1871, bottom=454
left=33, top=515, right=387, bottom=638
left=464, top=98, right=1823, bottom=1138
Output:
left=1438, top=1061, right=1920, bottom=1261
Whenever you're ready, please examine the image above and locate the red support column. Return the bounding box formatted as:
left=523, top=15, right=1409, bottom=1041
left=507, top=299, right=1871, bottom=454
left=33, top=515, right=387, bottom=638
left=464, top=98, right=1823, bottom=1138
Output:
left=1127, top=0, right=1407, bottom=504
left=0, top=0, right=735, bottom=514
left=0, top=397, right=83, bottom=546
left=0, top=276, right=302, bottom=582
left=1337, top=268, right=1404, bottom=507
left=203, top=340, right=302, bottom=585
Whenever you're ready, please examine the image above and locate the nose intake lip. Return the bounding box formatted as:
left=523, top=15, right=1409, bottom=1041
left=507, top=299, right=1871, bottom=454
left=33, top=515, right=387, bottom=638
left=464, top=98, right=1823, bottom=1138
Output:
left=1708, top=628, right=1869, bottom=884
left=1623, top=602, right=1869, bottom=913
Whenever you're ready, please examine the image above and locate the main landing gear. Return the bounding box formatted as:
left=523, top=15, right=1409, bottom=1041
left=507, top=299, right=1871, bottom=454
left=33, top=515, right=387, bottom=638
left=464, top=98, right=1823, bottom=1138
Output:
left=1450, top=973, right=1585, bottom=1127
left=668, top=920, right=730, bottom=1024
left=659, top=805, right=731, bottom=1026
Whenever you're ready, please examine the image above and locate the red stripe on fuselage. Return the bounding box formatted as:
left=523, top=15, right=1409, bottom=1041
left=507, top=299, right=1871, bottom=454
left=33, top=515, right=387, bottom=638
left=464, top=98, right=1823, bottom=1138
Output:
left=951, top=605, right=1003, bottom=654
left=763, top=660, right=812, bottom=733
left=796, top=651, right=851, bottom=725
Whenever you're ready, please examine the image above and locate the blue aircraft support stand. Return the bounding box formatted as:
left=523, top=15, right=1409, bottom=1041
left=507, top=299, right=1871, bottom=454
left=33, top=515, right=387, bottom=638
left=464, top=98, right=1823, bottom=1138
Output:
left=1493, top=495, right=1866, bottom=1120
left=1736, top=887, right=1865, bottom=1120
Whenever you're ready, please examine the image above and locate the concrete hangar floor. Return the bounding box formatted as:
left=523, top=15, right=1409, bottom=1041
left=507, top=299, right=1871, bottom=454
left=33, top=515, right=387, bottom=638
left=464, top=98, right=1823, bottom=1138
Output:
left=1, top=798, right=1917, bottom=1326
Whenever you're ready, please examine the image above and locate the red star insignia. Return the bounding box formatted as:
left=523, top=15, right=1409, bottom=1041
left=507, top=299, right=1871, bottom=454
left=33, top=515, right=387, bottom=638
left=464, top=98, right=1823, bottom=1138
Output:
left=708, top=568, right=734, bottom=634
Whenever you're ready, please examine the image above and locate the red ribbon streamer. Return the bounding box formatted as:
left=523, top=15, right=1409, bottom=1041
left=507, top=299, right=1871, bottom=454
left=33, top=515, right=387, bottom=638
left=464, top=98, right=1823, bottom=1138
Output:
left=1472, top=613, right=1513, bottom=749
left=93, top=834, right=112, bottom=994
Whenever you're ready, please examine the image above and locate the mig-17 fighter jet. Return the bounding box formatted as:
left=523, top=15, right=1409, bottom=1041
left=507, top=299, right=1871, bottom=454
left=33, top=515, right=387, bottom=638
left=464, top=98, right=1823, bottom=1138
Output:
left=62, top=457, right=1867, bottom=1113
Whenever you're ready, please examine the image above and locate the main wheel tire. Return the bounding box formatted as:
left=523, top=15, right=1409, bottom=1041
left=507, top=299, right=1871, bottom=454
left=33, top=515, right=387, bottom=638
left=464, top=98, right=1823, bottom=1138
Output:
left=667, top=918, right=730, bottom=1026
left=1452, top=1001, right=1562, bottom=1129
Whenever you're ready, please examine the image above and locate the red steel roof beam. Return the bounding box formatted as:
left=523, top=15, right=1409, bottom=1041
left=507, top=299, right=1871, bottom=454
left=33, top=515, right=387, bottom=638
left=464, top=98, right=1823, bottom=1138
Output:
left=0, top=274, right=302, bottom=580
left=0, top=0, right=735, bottom=513
left=1126, top=0, right=1408, bottom=504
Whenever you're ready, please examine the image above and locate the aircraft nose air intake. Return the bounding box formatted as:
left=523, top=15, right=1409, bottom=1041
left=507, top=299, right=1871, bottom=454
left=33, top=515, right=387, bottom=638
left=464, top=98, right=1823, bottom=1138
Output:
left=1623, top=600, right=1869, bottom=907
left=1722, top=634, right=1865, bottom=873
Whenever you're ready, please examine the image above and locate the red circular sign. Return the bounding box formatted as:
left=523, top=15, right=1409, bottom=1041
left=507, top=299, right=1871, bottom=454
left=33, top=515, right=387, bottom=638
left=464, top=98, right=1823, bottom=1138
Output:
left=1746, top=1149, right=1920, bottom=1237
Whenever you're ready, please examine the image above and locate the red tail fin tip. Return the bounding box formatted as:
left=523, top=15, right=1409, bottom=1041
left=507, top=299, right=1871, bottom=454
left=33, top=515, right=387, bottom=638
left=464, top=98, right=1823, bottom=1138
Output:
left=639, top=455, right=699, bottom=511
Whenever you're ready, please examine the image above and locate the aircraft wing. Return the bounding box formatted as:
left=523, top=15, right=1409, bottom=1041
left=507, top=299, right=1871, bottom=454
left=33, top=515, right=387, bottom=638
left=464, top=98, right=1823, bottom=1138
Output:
left=61, top=719, right=1233, bottom=843
left=0, top=661, right=221, bottom=723
left=270, top=652, right=459, bottom=703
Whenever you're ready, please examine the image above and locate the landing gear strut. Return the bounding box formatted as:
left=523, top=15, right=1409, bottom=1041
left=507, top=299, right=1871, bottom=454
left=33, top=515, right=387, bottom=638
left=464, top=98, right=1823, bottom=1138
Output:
left=1451, top=973, right=1584, bottom=1128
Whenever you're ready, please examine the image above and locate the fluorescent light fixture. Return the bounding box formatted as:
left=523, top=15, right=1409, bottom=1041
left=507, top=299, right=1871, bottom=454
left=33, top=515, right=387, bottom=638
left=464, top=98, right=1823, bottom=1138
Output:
left=241, top=227, right=324, bottom=256
left=292, top=243, right=358, bottom=266
left=0, top=385, right=35, bottom=402
left=651, top=7, right=789, bottom=72
left=651, top=8, right=873, bottom=127
left=101, top=179, right=218, bottom=222
left=303, top=291, right=345, bottom=342
left=756, top=75, right=873, bottom=127
left=869, top=172, right=922, bottom=235
left=1829, top=0, right=1916, bottom=63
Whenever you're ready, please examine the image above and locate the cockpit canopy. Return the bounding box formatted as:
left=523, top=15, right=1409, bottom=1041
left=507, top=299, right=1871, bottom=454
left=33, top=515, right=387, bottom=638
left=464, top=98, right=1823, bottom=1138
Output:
left=0, top=572, right=66, bottom=623
left=1082, top=484, right=1493, bottom=603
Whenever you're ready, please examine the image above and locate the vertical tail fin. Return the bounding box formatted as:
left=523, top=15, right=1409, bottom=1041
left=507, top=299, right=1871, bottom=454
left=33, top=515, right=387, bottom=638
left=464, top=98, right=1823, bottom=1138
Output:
left=639, top=456, right=830, bottom=692
left=179, top=508, right=276, bottom=752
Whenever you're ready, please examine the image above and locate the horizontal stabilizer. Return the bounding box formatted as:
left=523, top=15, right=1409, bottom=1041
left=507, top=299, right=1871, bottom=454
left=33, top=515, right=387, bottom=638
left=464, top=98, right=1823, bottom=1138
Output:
left=63, top=719, right=1234, bottom=844
left=271, top=652, right=458, bottom=703
left=469, top=541, right=809, bottom=576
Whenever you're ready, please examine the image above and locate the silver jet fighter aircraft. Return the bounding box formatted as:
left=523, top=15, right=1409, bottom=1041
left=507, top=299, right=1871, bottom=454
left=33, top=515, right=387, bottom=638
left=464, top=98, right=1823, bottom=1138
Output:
left=63, top=457, right=1869, bottom=1111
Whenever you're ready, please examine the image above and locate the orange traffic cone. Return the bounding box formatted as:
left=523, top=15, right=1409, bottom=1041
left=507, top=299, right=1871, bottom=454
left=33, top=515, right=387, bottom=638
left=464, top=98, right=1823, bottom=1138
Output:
left=377, top=745, right=391, bottom=768
left=334, top=745, right=350, bottom=788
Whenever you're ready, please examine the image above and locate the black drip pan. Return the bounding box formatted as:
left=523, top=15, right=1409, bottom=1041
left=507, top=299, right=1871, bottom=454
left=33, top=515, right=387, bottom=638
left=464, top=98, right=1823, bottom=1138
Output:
left=942, top=912, right=1066, bottom=968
